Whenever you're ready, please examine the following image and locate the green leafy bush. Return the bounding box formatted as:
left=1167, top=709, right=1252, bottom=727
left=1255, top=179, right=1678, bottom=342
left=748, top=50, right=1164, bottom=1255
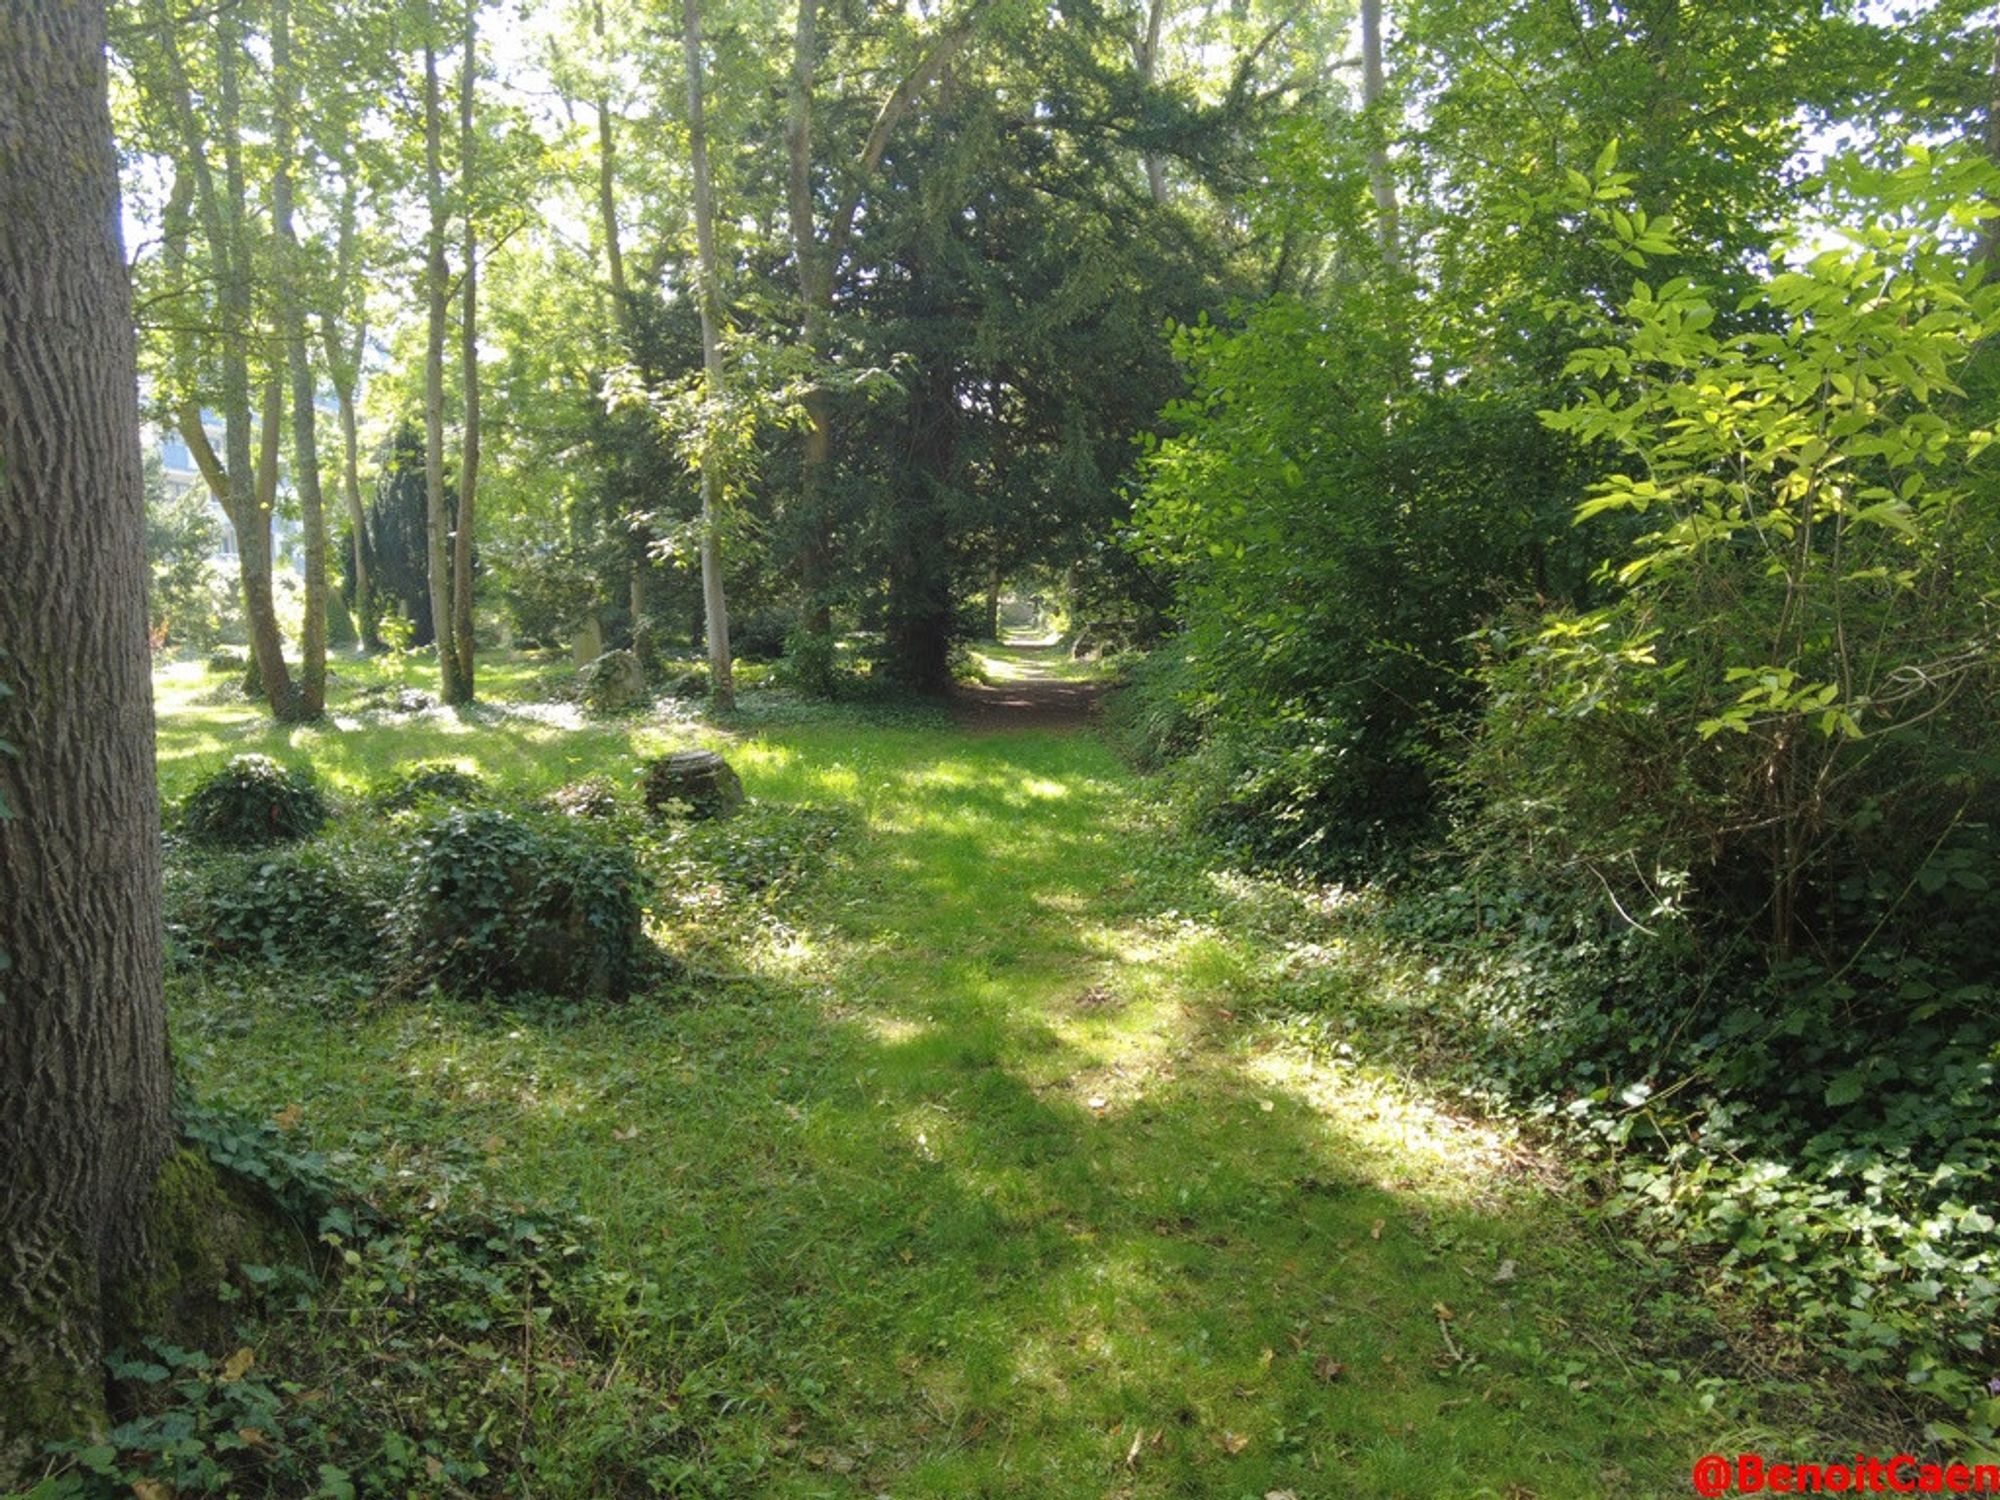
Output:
left=1467, top=147, right=2000, bottom=955
left=1104, top=647, right=1208, bottom=772
left=179, top=756, right=329, bottom=848
left=394, top=810, right=645, bottom=1000
left=1375, top=861, right=2000, bottom=1441
left=1130, top=295, right=1596, bottom=872
left=775, top=626, right=842, bottom=698
left=729, top=609, right=791, bottom=664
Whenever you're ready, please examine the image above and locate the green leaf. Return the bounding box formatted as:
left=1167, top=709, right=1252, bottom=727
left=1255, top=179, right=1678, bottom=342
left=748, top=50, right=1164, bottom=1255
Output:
left=1824, top=1072, right=1867, bottom=1108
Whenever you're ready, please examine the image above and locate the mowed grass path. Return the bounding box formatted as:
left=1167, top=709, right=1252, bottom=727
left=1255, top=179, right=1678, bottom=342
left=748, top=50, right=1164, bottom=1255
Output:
left=160, top=650, right=1760, bottom=1497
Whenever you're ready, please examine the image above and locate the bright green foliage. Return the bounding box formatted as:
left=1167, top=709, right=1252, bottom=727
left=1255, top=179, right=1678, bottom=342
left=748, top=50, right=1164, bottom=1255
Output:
left=1475, top=148, right=2000, bottom=951
left=33, top=1103, right=681, bottom=1499
left=143, top=459, right=230, bottom=652
left=1133, top=296, right=1593, bottom=868
left=179, top=755, right=329, bottom=848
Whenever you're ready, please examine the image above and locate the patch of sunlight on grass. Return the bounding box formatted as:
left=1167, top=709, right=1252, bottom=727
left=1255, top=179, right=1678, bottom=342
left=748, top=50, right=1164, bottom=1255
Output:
left=863, top=1014, right=934, bottom=1045
left=1245, top=1047, right=1534, bottom=1205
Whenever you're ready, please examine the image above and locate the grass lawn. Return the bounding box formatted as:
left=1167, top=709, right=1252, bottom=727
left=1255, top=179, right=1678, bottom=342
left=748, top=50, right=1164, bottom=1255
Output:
left=149, top=646, right=1819, bottom=1497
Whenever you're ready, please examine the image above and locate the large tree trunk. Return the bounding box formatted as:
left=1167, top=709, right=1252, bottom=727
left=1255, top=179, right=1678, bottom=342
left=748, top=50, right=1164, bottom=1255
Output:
left=0, top=0, right=176, bottom=1475
left=887, top=353, right=958, bottom=694
left=684, top=0, right=735, bottom=708
left=272, top=0, right=327, bottom=715
left=423, top=33, right=466, bottom=704
left=452, top=0, right=480, bottom=700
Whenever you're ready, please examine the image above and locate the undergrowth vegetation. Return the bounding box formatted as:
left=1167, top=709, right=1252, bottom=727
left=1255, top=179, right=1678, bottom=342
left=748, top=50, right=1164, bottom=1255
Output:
left=1121, top=149, right=2000, bottom=1451
left=33, top=1102, right=690, bottom=1499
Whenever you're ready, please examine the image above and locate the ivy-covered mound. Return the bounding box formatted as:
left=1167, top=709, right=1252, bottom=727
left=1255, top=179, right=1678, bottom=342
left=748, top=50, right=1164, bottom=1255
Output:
left=169, top=844, right=383, bottom=969
left=395, top=809, right=645, bottom=1000
left=179, top=755, right=328, bottom=848
left=371, top=761, right=486, bottom=812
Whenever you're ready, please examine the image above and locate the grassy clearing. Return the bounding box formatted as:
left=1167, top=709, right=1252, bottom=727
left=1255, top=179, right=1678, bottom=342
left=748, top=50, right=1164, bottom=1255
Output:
left=150, top=648, right=1816, bottom=1496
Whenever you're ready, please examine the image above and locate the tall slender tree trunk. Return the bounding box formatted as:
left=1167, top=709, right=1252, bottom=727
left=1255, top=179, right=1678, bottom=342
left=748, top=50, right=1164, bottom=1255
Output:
left=325, top=181, right=377, bottom=650
left=1137, top=0, right=1170, bottom=205
left=594, top=0, right=652, bottom=629
left=1360, top=0, right=1400, bottom=274
left=154, top=14, right=296, bottom=716
left=595, top=0, right=629, bottom=316
left=218, top=18, right=300, bottom=717
left=684, top=0, right=735, bottom=709
left=272, top=0, right=327, bottom=714
left=0, top=1, right=176, bottom=1474
left=787, top=0, right=835, bottom=636
left=423, top=33, right=464, bottom=692
left=452, top=0, right=480, bottom=699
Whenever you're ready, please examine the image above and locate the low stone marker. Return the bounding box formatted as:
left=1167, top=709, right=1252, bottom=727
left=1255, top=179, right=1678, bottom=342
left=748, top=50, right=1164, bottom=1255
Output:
left=643, top=749, right=744, bottom=819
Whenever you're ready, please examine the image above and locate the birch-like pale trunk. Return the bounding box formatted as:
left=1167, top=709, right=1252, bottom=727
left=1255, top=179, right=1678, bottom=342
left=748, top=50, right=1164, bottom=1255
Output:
left=272, top=0, right=328, bottom=714
left=451, top=0, right=479, bottom=699
left=423, top=32, right=464, bottom=695
left=684, top=0, right=735, bottom=708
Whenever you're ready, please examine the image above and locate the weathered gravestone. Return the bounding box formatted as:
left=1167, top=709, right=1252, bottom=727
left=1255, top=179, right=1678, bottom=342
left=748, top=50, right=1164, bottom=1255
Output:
left=642, top=749, right=744, bottom=819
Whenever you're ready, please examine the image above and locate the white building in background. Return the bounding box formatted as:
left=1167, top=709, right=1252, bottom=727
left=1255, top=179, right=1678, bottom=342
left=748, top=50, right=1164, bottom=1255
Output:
left=146, top=409, right=304, bottom=569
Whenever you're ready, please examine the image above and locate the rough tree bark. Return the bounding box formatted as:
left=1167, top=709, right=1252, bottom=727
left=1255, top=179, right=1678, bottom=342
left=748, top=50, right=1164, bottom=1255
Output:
left=0, top=0, right=177, bottom=1475
left=684, top=0, right=736, bottom=708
